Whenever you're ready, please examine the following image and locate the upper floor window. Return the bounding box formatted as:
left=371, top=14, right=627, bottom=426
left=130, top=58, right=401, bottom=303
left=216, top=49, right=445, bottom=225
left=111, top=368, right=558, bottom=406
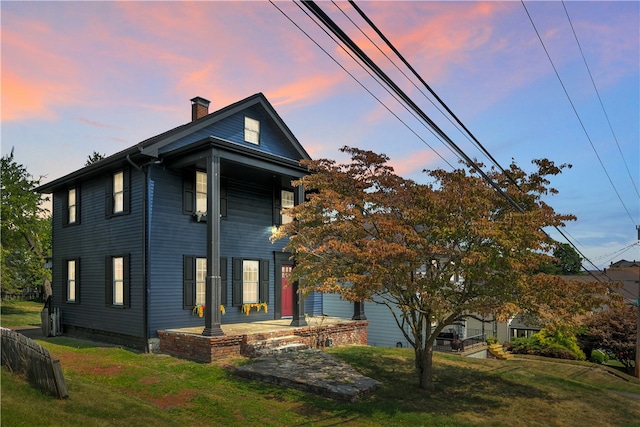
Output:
left=281, top=190, right=294, bottom=225
left=68, top=188, right=77, bottom=224
left=113, top=171, right=124, bottom=213
left=183, top=171, right=227, bottom=219
left=244, top=116, right=260, bottom=145
left=196, top=171, right=207, bottom=214
left=106, top=168, right=129, bottom=218
left=63, top=186, right=80, bottom=226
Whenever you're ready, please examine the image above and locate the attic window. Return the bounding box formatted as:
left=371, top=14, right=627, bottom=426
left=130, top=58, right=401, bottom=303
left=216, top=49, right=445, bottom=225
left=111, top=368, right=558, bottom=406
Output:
left=244, top=116, right=260, bottom=145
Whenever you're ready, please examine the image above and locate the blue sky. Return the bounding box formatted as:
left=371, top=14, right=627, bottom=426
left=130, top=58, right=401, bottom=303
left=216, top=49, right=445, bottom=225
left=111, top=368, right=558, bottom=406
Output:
left=2, top=1, right=638, bottom=269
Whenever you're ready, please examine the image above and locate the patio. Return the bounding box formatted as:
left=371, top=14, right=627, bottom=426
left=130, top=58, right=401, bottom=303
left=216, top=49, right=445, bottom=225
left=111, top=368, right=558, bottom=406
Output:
left=157, top=316, right=368, bottom=363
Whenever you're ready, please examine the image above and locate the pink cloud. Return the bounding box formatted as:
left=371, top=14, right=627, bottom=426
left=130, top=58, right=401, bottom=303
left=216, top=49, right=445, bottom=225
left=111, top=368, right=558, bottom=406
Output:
left=389, top=149, right=440, bottom=177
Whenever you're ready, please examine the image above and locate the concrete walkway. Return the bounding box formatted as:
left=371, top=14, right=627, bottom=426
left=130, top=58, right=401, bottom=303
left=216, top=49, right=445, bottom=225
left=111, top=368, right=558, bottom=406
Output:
left=233, top=349, right=381, bottom=402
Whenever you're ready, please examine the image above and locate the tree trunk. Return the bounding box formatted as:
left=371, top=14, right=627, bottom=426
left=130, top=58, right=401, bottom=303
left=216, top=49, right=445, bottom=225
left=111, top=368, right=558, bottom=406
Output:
left=415, top=345, right=435, bottom=391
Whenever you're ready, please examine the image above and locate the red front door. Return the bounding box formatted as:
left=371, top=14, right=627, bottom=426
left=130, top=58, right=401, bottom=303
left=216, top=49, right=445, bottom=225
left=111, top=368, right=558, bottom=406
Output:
left=281, top=265, right=294, bottom=317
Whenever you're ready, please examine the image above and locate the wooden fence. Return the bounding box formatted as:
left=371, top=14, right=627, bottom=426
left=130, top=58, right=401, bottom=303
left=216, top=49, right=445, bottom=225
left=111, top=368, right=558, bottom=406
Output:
left=1, top=327, right=68, bottom=399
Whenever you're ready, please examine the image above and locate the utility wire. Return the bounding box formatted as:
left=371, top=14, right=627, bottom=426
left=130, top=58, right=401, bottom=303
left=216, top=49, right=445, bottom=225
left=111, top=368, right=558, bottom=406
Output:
left=346, top=0, right=512, bottom=179
left=345, top=0, right=604, bottom=277
left=521, top=0, right=637, bottom=226
left=282, top=0, right=623, bottom=287
left=330, top=0, right=486, bottom=167
left=300, top=0, right=527, bottom=214
left=269, top=0, right=456, bottom=168
left=562, top=1, right=640, bottom=199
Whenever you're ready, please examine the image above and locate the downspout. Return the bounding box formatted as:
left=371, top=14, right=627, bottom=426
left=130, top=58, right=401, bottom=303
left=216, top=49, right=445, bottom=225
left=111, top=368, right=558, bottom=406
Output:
left=126, top=154, right=148, bottom=352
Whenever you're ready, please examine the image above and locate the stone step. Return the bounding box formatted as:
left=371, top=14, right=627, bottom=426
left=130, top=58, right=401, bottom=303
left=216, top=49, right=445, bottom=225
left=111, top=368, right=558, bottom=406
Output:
left=244, top=335, right=308, bottom=358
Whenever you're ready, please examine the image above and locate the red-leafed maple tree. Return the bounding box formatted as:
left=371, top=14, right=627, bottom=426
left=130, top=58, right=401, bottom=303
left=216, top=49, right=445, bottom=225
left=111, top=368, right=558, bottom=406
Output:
left=272, top=147, right=614, bottom=391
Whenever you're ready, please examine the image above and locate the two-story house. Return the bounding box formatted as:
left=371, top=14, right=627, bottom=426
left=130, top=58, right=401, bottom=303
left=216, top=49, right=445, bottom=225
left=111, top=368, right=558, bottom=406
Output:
left=36, top=94, right=322, bottom=352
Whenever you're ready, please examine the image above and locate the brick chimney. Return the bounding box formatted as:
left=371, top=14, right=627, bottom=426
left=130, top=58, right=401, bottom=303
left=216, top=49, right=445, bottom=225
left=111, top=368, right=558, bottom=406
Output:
left=190, top=96, right=210, bottom=121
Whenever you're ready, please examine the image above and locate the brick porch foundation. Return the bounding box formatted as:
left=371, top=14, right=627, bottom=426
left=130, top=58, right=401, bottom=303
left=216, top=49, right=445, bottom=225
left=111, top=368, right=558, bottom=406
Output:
left=157, top=320, right=368, bottom=363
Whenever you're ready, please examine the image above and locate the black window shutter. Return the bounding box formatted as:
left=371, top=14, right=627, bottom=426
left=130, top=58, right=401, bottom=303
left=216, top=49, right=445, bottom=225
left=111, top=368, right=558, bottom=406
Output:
left=122, top=168, right=130, bottom=215
left=220, top=257, right=228, bottom=306
left=232, top=258, right=242, bottom=307
left=62, top=259, right=69, bottom=301
left=75, top=185, right=81, bottom=225
left=62, top=190, right=69, bottom=226
left=105, top=256, right=113, bottom=306
left=105, top=175, right=114, bottom=218
left=273, top=186, right=282, bottom=226
left=260, top=259, right=269, bottom=304
left=122, top=254, right=130, bottom=308
left=183, top=173, right=195, bottom=215
left=183, top=256, right=195, bottom=309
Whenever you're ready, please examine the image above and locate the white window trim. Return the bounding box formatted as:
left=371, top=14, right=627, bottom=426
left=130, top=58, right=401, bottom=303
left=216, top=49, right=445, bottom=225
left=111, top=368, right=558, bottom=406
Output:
left=113, top=171, right=124, bottom=214
left=113, top=256, right=124, bottom=306
left=67, top=260, right=76, bottom=302
left=195, top=171, right=207, bottom=214
left=281, top=189, right=294, bottom=225
left=243, top=260, right=259, bottom=303
left=196, top=257, right=206, bottom=306
left=68, top=188, right=77, bottom=224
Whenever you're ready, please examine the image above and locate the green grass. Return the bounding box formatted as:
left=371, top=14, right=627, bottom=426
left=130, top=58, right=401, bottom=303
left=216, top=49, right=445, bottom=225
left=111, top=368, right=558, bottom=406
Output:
left=0, top=300, right=43, bottom=327
left=2, top=334, right=640, bottom=427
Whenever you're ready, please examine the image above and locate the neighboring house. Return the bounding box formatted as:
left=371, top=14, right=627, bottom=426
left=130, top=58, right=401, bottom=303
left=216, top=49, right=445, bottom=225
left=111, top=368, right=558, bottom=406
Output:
left=36, top=94, right=322, bottom=351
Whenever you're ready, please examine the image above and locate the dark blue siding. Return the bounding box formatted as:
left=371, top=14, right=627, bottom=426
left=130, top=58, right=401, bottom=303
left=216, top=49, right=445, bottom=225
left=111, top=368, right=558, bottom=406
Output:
left=51, top=168, right=145, bottom=339
left=159, top=105, right=302, bottom=160
left=146, top=166, right=313, bottom=336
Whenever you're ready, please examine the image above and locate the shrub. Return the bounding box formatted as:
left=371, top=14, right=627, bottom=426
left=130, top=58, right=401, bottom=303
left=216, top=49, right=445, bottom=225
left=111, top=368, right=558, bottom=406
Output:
left=589, top=350, right=606, bottom=364
left=510, top=327, right=585, bottom=361
left=486, top=336, right=498, bottom=345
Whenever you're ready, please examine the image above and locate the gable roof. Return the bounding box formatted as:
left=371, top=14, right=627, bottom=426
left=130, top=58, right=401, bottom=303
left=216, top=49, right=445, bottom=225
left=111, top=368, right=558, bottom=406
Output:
left=36, top=93, right=310, bottom=194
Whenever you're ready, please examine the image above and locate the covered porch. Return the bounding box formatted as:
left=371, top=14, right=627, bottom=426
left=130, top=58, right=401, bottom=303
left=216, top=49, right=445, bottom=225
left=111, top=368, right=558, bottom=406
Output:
left=157, top=316, right=368, bottom=363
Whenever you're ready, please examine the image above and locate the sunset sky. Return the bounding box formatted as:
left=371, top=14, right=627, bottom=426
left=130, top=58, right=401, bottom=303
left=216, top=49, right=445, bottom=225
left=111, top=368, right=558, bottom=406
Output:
left=2, top=1, right=638, bottom=269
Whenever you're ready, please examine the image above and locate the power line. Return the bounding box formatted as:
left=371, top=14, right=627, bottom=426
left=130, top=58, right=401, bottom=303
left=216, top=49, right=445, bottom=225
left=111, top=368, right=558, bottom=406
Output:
left=521, top=0, right=637, bottom=226
left=269, top=0, right=456, bottom=168
left=341, top=0, right=606, bottom=277
left=279, top=0, right=624, bottom=284
left=299, top=0, right=528, bottom=214
left=345, top=0, right=512, bottom=179
left=562, top=1, right=640, bottom=200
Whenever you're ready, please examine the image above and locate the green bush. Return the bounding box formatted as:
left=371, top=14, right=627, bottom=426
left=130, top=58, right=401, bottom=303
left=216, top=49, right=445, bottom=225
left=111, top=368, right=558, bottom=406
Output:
left=486, top=336, right=498, bottom=345
left=589, top=350, right=606, bottom=364
left=510, top=327, right=585, bottom=361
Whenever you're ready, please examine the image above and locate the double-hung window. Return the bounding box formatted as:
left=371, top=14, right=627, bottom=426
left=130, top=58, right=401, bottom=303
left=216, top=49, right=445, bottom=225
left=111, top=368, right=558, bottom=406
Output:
left=183, top=256, right=228, bottom=309
left=113, top=256, right=124, bottom=306
left=232, top=258, right=269, bottom=306
left=195, top=171, right=207, bottom=214
left=106, top=254, right=129, bottom=308
left=64, top=259, right=80, bottom=303
left=281, top=190, right=294, bottom=225
left=183, top=171, right=227, bottom=219
left=274, top=188, right=295, bottom=226
left=113, top=171, right=124, bottom=213
left=195, top=258, right=207, bottom=306
left=244, top=116, right=260, bottom=144
left=242, top=260, right=259, bottom=304
left=68, top=188, right=77, bottom=224
left=106, top=169, right=129, bottom=217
